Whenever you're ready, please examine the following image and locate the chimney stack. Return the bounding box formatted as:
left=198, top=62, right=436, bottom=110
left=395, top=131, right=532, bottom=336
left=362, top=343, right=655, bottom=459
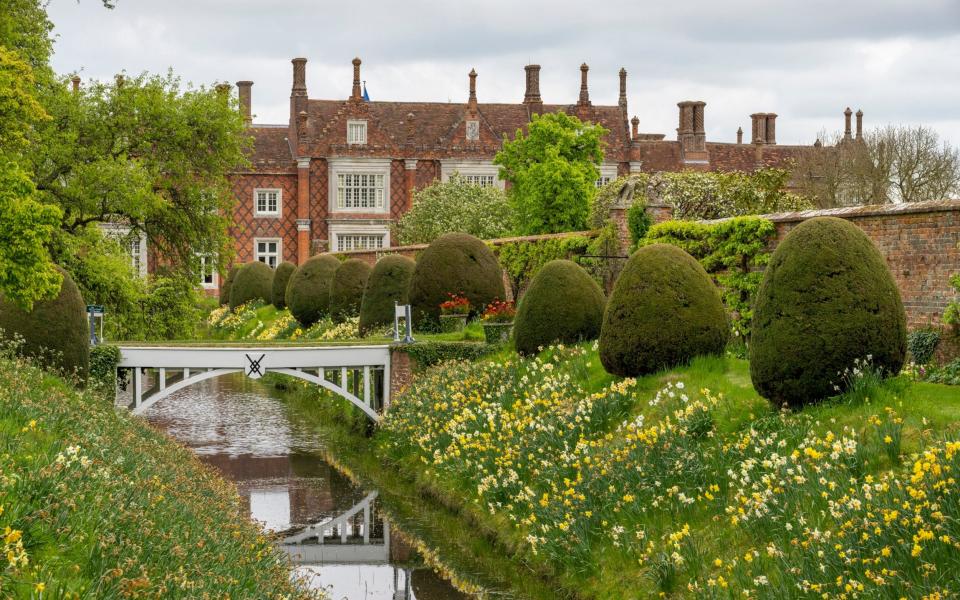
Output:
left=115, top=74, right=124, bottom=89
left=523, top=64, right=543, bottom=116
left=843, top=107, right=853, bottom=141
left=351, top=57, right=363, bottom=101
left=578, top=63, right=591, bottom=106
left=291, top=58, right=307, bottom=97
left=71, top=75, right=81, bottom=93
left=737, top=126, right=743, bottom=144
left=468, top=68, right=478, bottom=112
left=237, top=80, right=253, bottom=125
left=765, top=113, right=777, bottom=145
left=750, top=113, right=767, bottom=144
left=856, top=109, right=864, bottom=141
left=631, top=115, right=639, bottom=139
left=618, top=68, right=627, bottom=112
left=678, top=101, right=707, bottom=161
left=215, top=83, right=231, bottom=104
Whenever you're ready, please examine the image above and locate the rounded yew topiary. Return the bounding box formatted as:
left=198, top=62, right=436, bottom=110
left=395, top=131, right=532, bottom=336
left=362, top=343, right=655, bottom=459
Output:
left=514, top=260, right=606, bottom=355
left=329, top=259, right=372, bottom=323
left=409, top=233, right=505, bottom=330
left=0, top=266, right=89, bottom=379
left=599, top=243, right=728, bottom=376
left=750, top=217, right=907, bottom=407
left=359, top=255, right=416, bottom=335
left=285, top=254, right=341, bottom=326
left=229, top=261, right=274, bottom=310
left=220, top=264, right=239, bottom=306
left=271, top=262, right=296, bottom=309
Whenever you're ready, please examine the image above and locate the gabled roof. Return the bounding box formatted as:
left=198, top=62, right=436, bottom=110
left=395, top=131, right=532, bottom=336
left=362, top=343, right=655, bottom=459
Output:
left=245, top=126, right=295, bottom=172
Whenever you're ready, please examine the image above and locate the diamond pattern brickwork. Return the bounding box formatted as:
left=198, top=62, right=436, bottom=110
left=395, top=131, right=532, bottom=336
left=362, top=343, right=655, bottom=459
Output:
left=230, top=173, right=299, bottom=264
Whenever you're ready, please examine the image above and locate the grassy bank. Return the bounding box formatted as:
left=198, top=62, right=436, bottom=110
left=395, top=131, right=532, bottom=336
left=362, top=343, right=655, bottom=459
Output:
left=0, top=349, right=319, bottom=598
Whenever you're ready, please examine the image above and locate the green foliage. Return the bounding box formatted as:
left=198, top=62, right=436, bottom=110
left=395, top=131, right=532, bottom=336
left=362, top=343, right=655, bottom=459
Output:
left=396, top=341, right=496, bottom=369
left=643, top=220, right=713, bottom=258
left=513, top=260, right=605, bottom=355
left=0, top=266, right=89, bottom=379
left=271, top=261, right=296, bottom=309
left=220, top=264, right=239, bottom=306
left=926, top=359, right=960, bottom=385
left=329, top=259, right=372, bottom=323
left=626, top=202, right=652, bottom=250
left=495, top=235, right=592, bottom=298
left=228, top=261, right=274, bottom=311
left=394, top=174, right=514, bottom=245
left=358, top=255, right=416, bottom=336
left=944, top=272, right=960, bottom=327
left=285, top=254, right=340, bottom=327
left=580, top=222, right=625, bottom=291
left=750, top=217, right=907, bottom=406
left=89, top=343, right=121, bottom=390
left=599, top=244, right=728, bottom=376
left=908, top=330, right=942, bottom=365
left=590, top=175, right=648, bottom=229
left=409, top=233, right=505, bottom=330
left=140, top=275, right=201, bottom=340
left=495, top=112, right=607, bottom=235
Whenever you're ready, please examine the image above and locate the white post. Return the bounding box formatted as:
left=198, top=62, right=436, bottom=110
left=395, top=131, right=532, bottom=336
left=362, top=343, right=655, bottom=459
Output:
left=133, top=367, right=142, bottom=409
left=363, top=366, right=371, bottom=407
left=184, top=368, right=190, bottom=379
left=158, top=368, right=166, bottom=391
left=363, top=503, right=370, bottom=544
left=341, top=367, right=348, bottom=392
left=383, top=352, right=391, bottom=410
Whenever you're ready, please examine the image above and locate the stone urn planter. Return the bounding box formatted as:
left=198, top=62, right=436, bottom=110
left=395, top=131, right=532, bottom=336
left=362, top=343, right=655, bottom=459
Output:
left=483, top=321, right=514, bottom=344
left=440, top=314, right=468, bottom=333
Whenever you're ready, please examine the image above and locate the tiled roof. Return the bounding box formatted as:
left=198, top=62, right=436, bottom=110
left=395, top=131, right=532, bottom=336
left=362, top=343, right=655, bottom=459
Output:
left=245, top=126, right=294, bottom=172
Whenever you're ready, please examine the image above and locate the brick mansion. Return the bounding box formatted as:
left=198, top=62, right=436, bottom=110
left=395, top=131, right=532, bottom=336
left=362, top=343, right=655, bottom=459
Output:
left=223, top=56, right=863, bottom=280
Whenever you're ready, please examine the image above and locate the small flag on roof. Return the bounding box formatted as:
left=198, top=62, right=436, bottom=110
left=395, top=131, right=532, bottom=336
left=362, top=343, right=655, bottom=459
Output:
left=362, top=81, right=370, bottom=102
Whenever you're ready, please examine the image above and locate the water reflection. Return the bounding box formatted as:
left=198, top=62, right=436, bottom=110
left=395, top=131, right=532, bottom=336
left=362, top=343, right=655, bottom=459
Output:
left=144, top=374, right=468, bottom=599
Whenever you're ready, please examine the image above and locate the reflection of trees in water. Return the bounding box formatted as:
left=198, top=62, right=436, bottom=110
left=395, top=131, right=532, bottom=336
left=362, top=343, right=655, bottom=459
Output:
left=412, top=568, right=471, bottom=600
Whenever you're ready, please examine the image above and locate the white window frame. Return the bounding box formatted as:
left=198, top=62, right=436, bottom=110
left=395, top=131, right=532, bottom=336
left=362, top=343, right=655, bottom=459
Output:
left=198, top=254, right=218, bottom=289
left=254, top=188, right=282, bottom=217
left=439, top=160, right=504, bottom=190
left=98, top=223, right=147, bottom=278
left=347, top=120, right=367, bottom=145
left=596, top=164, right=618, bottom=189
left=254, top=238, right=281, bottom=268
left=328, top=222, right=391, bottom=252
left=327, top=158, right=391, bottom=214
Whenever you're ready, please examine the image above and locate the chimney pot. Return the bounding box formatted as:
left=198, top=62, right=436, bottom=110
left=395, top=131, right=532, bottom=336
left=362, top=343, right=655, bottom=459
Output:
left=737, top=126, right=743, bottom=144
left=70, top=75, right=81, bottom=93
left=291, top=58, right=307, bottom=96
left=843, top=107, right=853, bottom=140
left=468, top=68, right=478, bottom=109
left=750, top=113, right=767, bottom=144
left=115, top=74, right=124, bottom=88
left=855, top=109, right=864, bottom=140
left=631, top=115, right=639, bottom=139
left=578, top=63, right=590, bottom=106
left=236, top=80, right=253, bottom=125
left=765, top=113, right=777, bottom=145
left=351, top=57, right=362, bottom=100
left=618, top=67, right=627, bottom=110
left=523, top=64, right=543, bottom=115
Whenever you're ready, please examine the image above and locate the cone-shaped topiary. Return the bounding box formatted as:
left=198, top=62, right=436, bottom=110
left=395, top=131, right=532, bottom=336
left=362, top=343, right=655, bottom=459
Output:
left=229, top=261, right=274, bottom=310
left=359, top=255, right=416, bottom=336
left=271, top=262, right=296, bottom=309
left=750, top=217, right=907, bottom=407
left=220, top=264, right=239, bottom=306
left=329, top=259, right=372, bottom=323
left=409, top=233, right=505, bottom=330
left=0, top=266, right=89, bottom=379
left=599, top=244, right=728, bottom=376
left=285, top=254, right=341, bottom=326
left=513, top=260, right=606, bottom=355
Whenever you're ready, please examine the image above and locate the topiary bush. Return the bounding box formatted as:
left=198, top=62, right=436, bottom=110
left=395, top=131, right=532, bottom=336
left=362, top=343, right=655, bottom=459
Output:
left=513, top=260, right=605, bottom=355
left=599, top=244, right=728, bottom=376
left=359, top=255, right=416, bottom=335
left=409, top=233, right=505, bottom=330
left=220, top=264, right=239, bottom=306
left=750, top=217, right=907, bottom=407
left=285, top=254, right=341, bottom=327
left=0, top=266, right=89, bottom=379
left=329, top=259, right=372, bottom=323
left=271, top=262, right=296, bottom=309
left=229, top=261, right=274, bottom=311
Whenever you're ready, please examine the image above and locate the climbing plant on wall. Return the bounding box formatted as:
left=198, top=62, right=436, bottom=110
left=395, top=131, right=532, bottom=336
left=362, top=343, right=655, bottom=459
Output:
left=494, top=235, right=593, bottom=298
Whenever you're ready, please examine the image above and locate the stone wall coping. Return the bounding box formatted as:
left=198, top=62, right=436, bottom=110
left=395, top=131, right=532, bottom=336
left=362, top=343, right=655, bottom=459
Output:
left=700, top=199, right=960, bottom=225
left=335, top=229, right=597, bottom=258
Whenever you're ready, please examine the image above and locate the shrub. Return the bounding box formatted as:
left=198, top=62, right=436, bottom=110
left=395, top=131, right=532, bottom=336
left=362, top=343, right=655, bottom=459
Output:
left=514, top=260, right=606, bottom=355
left=329, top=259, right=372, bottom=323
left=396, top=341, right=496, bottom=369
left=89, top=343, right=122, bottom=390
left=220, top=264, right=239, bottom=306
left=627, top=202, right=652, bottom=250
left=750, top=217, right=907, bottom=406
left=228, top=261, right=274, bottom=311
left=285, top=254, right=340, bottom=327
left=141, top=275, right=201, bottom=340
left=359, top=255, right=416, bottom=335
left=0, top=266, right=89, bottom=379
left=271, top=262, right=296, bottom=309
left=495, top=235, right=592, bottom=298
left=907, top=329, right=941, bottom=366
left=409, top=233, right=505, bottom=330
left=599, top=244, right=728, bottom=376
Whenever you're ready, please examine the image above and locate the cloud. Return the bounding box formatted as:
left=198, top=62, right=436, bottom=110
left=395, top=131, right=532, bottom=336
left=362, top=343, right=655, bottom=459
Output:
left=47, top=0, right=960, bottom=146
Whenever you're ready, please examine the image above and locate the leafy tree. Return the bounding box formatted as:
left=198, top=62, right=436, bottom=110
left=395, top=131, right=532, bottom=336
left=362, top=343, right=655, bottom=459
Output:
left=495, top=112, right=606, bottom=235
left=394, top=174, right=514, bottom=245
left=648, top=169, right=810, bottom=220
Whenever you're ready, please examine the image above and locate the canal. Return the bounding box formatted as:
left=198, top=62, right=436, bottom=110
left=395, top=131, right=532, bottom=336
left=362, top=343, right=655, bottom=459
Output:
left=143, top=373, right=471, bottom=600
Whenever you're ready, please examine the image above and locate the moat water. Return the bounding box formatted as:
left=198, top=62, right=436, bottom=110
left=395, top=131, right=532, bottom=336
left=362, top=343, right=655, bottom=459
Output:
left=143, top=373, right=470, bottom=600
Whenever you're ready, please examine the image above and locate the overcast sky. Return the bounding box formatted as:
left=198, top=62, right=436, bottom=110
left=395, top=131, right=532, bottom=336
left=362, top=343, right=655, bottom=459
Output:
left=47, top=0, right=960, bottom=147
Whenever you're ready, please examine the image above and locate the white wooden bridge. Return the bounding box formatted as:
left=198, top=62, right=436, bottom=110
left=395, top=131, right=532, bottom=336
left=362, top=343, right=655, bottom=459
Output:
left=116, top=344, right=392, bottom=420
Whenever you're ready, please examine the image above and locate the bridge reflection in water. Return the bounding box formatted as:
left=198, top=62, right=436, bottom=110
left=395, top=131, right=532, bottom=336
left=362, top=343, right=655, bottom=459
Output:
left=142, top=374, right=468, bottom=600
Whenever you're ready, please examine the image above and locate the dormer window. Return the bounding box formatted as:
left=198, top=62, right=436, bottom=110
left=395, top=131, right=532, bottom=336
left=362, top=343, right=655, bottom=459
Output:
left=466, top=120, right=480, bottom=141
left=347, top=120, right=367, bottom=145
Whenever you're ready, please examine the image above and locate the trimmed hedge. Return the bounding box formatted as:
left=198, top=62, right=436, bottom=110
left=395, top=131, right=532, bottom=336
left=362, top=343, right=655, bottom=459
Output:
left=220, top=264, right=239, bottom=306
left=359, top=255, right=416, bottom=335
left=513, top=260, right=605, bottom=355
left=0, top=266, right=89, bottom=379
left=229, top=261, right=274, bottom=311
left=599, top=244, right=728, bottom=376
left=750, top=217, right=907, bottom=406
left=409, top=233, right=505, bottom=330
left=396, top=341, right=496, bottom=369
left=285, top=254, right=340, bottom=327
left=271, top=262, right=296, bottom=309
left=329, top=259, right=372, bottom=323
